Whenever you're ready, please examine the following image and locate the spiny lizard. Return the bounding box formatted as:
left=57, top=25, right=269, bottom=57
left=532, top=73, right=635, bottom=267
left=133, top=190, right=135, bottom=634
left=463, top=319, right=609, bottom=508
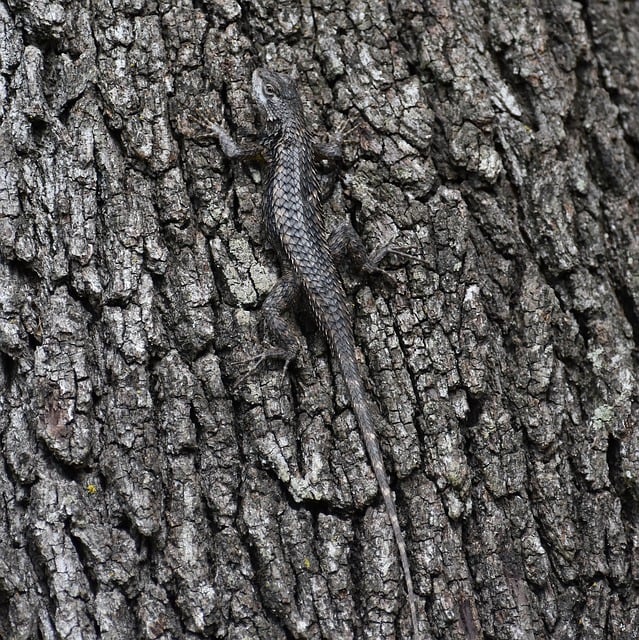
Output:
left=205, top=68, right=419, bottom=638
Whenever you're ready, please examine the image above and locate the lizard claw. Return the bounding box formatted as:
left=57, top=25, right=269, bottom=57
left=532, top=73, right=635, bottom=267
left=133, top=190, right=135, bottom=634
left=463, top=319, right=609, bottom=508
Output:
left=370, top=243, right=428, bottom=267
left=385, top=247, right=428, bottom=265
left=333, top=118, right=360, bottom=143
left=363, top=263, right=398, bottom=285
left=231, top=347, right=297, bottom=388
left=230, top=353, right=268, bottom=388
left=192, top=109, right=241, bottom=156
left=279, top=355, right=296, bottom=387
left=182, top=108, right=224, bottom=141
left=192, top=108, right=220, bottom=132
left=360, top=242, right=427, bottom=292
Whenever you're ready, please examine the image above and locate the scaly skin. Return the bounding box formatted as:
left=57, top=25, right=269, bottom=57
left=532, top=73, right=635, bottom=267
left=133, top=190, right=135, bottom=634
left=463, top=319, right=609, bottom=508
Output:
left=211, top=68, right=418, bottom=638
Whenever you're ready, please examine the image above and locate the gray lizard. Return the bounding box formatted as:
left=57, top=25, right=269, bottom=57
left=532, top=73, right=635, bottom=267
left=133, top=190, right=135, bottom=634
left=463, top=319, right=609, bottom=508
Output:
left=206, top=68, right=419, bottom=637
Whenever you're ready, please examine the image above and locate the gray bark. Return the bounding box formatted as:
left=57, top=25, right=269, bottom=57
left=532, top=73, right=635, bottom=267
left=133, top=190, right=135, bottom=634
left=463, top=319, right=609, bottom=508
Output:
left=0, top=1, right=637, bottom=639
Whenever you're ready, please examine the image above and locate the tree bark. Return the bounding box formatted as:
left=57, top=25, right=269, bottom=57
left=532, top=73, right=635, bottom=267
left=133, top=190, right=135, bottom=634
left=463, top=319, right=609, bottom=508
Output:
left=0, top=1, right=637, bottom=639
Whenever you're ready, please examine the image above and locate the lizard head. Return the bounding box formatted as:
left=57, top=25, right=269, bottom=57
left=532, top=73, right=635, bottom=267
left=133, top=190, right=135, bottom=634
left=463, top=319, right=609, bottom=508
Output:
left=252, top=68, right=303, bottom=125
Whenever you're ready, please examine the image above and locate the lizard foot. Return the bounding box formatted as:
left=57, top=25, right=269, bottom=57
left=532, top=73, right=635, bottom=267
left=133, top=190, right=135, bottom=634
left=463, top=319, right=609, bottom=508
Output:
left=231, top=347, right=296, bottom=388
left=363, top=243, right=428, bottom=287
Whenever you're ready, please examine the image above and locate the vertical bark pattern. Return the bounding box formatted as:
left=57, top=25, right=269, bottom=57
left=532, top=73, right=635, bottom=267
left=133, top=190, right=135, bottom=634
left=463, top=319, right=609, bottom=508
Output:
left=0, top=1, right=637, bottom=638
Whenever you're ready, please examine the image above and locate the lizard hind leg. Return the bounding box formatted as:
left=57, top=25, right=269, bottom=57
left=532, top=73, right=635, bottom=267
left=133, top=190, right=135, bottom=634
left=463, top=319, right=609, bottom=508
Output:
left=233, top=271, right=302, bottom=387
left=328, top=221, right=426, bottom=285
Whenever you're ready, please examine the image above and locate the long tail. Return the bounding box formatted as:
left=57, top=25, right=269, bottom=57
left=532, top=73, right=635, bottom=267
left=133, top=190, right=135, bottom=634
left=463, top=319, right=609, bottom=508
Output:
left=338, top=351, right=419, bottom=637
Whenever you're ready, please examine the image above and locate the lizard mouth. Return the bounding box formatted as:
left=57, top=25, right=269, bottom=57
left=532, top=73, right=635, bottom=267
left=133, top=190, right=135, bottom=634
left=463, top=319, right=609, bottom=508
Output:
left=252, top=69, right=268, bottom=112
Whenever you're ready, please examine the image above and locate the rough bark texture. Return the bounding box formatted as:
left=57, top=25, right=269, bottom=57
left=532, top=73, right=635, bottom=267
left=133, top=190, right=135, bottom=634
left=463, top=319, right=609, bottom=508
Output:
left=0, top=1, right=637, bottom=639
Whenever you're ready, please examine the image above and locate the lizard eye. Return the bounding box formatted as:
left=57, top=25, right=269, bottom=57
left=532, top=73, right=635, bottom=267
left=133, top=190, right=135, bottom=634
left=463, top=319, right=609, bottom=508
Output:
left=263, top=83, right=278, bottom=97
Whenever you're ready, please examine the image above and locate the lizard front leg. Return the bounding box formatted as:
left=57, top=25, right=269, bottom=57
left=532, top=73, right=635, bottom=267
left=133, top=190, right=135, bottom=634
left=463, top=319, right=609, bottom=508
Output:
left=313, top=119, right=360, bottom=162
left=194, top=110, right=264, bottom=161
left=235, top=270, right=302, bottom=385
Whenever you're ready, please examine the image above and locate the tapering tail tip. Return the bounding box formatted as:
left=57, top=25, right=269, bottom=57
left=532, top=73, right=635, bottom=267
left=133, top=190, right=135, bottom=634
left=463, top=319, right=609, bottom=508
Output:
left=343, top=365, right=419, bottom=639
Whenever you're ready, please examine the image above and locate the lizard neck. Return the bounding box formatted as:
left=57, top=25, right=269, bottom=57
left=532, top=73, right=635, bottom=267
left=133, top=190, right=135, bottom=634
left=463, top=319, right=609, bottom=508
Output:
left=263, top=114, right=311, bottom=144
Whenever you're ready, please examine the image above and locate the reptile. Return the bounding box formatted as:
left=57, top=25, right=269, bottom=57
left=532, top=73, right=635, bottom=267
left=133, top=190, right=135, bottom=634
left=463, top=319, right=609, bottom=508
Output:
left=204, top=68, right=419, bottom=637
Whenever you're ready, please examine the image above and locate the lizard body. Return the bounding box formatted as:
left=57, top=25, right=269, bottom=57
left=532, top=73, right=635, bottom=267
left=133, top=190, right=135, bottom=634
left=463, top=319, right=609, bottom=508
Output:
left=210, top=68, right=418, bottom=638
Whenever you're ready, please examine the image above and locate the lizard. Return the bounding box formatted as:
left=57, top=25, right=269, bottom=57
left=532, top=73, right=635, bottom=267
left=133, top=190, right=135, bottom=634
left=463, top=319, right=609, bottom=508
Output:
left=203, top=68, right=419, bottom=638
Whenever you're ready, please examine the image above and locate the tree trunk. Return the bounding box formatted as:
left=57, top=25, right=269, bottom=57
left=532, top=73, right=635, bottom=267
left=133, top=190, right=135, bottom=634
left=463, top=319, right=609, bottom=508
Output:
left=0, top=1, right=637, bottom=639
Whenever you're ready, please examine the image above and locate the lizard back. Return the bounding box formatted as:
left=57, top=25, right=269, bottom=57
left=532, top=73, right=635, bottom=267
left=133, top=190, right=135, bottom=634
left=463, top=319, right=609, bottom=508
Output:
left=262, top=119, right=355, bottom=353
left=251, top=67, right=419, bottom=637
